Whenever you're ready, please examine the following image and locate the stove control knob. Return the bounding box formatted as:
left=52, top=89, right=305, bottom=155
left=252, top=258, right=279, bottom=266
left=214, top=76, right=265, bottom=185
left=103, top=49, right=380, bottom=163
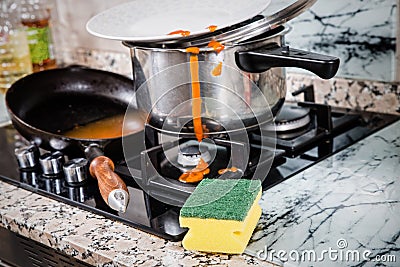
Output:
left=63, top=158, right=88, bottom=185
left=39, top=151, right=65, bottom=175
left=15, top=144, right=39, bottom=169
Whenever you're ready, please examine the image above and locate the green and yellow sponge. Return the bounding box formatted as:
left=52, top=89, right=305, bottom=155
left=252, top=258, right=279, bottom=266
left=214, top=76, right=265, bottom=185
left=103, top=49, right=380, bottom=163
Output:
left=179, top=178, right=262, bottom=254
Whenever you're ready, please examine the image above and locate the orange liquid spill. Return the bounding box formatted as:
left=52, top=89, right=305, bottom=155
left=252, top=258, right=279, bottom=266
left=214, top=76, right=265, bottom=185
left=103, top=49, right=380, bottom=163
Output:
left=207, top=25, right=218, bottom=32
left=212, top=62, right=223, bottom=76
left=179, top=158, right=210, bottom=183
left=179, top=35, right=226, bottom=183
left=168, top=30, right=191, bottom=36
left=207, top=40, right=225, bottom=54
left=186, top=47, right=203, bottom=143
left=218, top=167, right=238, bottom=175
left=186, top=47, right=200, bottom=54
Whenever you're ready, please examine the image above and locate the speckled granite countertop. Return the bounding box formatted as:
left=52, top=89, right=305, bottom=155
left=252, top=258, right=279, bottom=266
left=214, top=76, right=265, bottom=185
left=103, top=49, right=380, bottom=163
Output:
left=0, top=120, right=398, bottom=267
left=0, top=182, right=274, bottom=267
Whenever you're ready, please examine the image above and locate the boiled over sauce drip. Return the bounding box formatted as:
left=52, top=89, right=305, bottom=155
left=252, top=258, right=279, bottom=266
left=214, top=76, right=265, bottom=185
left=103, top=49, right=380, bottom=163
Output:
left=179, top=46, right=210, bottom=183
left=212, top=61, right=223, bottom=76
left=185, top=47, right=203, bottom=143
left=207, top=25, right=218, bottom=32
left=207, top=40, right=225, bottom=54
left=175, top=28, right=227, bottom=183
left=168, top=30, right=191, bottom=37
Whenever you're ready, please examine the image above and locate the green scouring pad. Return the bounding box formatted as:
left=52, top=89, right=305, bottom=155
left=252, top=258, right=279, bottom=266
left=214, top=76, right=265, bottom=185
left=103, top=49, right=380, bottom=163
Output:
left=179, top=178, right=262, bottom=254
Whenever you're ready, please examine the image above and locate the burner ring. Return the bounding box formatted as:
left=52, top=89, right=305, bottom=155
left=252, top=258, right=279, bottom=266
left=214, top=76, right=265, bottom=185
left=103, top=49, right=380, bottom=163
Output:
left=177, top=144, right=212, bottom=167
left=264, top=105, right=311, bottom=132
left=273, top=115, right=311, bottom=132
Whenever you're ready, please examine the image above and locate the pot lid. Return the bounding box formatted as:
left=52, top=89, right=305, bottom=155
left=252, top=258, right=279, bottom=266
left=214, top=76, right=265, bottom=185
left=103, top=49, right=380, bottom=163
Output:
left=160, top=0, right=317, bottom=47
left=86, top=0, right=271, bottom=42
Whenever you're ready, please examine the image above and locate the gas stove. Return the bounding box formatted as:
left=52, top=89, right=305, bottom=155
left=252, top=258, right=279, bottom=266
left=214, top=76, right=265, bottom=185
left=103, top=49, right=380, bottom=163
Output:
left=0, top=85, right=398, bottom=241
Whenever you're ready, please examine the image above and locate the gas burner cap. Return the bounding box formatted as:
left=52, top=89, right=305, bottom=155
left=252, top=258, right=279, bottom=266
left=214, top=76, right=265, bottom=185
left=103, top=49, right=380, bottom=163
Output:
left=177, top=145, right=211, bottom=167
left=264, top=104, right=311, bottom=132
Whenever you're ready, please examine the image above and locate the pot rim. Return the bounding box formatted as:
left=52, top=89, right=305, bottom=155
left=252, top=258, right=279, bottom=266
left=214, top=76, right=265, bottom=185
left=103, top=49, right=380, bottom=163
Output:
left=122, top=25, right=291, bottom=53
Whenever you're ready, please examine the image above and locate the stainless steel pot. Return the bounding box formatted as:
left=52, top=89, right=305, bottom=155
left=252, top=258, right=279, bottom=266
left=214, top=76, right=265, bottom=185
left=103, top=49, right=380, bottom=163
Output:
left=124, top=26, right=339, bottom=137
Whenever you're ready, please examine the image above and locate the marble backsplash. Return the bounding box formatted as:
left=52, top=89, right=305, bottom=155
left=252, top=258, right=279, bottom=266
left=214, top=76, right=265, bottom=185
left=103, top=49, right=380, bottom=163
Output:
left=270, top=0, right=397, bottom=82
left=51, top=0, right=398, bottom=82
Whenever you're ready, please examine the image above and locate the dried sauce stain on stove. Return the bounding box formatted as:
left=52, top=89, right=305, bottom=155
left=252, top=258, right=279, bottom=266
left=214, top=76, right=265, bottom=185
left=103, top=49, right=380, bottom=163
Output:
left=179, top=158, right=210, bottom=183
left=218, top=167, right=238, bottom=175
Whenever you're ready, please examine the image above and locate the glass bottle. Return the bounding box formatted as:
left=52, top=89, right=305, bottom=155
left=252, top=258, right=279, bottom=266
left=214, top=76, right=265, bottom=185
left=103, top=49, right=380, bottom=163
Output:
left=0, top=0, right=32, bottom=123
left=20, top=0, right=56, bottom=72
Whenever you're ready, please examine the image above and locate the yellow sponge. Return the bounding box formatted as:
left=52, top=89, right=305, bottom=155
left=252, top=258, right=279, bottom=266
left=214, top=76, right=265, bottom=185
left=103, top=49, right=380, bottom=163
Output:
left=179, top=179, right=262, bottom=254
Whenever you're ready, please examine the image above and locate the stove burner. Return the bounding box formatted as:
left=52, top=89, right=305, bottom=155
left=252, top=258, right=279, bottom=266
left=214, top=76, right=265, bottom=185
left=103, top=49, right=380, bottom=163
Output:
left=264, top=105, right=311, bottom=132
left=177, top=144, right=212, bottom=167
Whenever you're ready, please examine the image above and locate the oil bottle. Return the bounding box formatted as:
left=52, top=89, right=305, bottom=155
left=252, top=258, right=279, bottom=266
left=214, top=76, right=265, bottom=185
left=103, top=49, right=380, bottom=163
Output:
left=20, top=0, right=56, bottom=72
left=0, top=0, right=32, bottom=122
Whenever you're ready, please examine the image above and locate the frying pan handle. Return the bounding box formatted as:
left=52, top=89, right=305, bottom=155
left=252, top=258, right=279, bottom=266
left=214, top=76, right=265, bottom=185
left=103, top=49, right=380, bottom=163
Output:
left=86, top=145, right=129, bottom=213
left=235, top=44, right=340, bottom=79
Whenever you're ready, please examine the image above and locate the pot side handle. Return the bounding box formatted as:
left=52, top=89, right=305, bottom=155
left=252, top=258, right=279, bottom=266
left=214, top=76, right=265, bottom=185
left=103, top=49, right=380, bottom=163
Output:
left=235, top=45, right=340, bottom=79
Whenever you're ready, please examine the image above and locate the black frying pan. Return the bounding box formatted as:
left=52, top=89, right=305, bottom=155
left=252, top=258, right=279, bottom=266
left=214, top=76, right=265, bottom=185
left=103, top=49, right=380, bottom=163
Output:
left=6, top=65, right=143, bottom=213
